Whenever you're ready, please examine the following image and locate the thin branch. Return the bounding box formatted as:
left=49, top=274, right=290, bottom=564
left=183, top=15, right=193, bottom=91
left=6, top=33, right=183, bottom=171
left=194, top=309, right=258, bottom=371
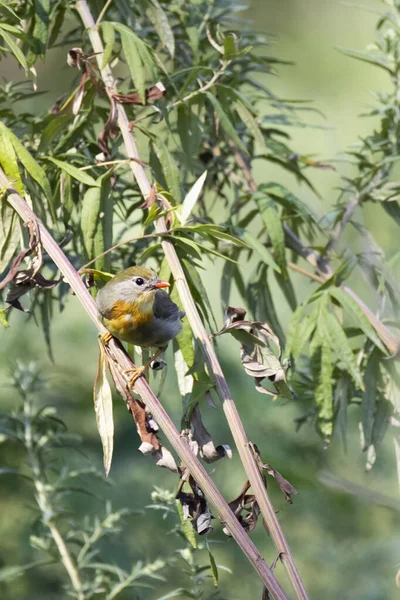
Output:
left=168, top=60, right=231, bottom=109
left=0, top=168, right=288, bottom=600
left=75, top=4, right=309, bottom=599
left=287, top=261, right=325, bottom=284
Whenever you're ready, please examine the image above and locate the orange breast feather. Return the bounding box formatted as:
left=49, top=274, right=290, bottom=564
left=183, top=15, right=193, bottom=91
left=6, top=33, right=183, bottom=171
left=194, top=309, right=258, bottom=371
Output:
left=103, top=299, right=153, bottom=340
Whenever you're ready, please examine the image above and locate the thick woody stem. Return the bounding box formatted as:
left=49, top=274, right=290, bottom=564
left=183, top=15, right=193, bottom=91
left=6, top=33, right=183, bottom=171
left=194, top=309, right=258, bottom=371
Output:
left=0, top=167, right=288, bottom=600
left=75, top=3, right=309, bottom=599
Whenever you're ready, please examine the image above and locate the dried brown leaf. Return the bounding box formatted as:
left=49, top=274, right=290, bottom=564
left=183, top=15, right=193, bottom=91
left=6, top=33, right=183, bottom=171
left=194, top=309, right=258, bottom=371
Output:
left=213, top=306, right=292, bottom=397
left=113, top=82, right=166, bottom=106
left=191, top=404, right=231, bottom=463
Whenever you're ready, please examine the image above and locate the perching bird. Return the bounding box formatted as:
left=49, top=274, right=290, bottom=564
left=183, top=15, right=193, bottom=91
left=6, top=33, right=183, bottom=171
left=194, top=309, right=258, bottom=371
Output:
left=96, top=266, right=185, bottom=386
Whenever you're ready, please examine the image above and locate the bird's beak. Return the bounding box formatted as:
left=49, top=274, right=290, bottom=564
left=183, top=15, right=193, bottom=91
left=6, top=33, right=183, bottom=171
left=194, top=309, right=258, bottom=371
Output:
left=153, top=279, right=170, bottom=289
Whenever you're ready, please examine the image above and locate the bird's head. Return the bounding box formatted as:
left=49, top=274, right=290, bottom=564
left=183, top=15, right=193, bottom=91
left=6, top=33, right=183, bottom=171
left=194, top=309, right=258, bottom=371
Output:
left=108, top=266, right=170, bottom=302
left=96, top=266, right=170, bottom=319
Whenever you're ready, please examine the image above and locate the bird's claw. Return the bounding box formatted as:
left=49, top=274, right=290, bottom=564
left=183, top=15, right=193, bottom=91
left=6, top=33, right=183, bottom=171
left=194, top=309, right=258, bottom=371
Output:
left=123, top=366, right=146, bottom=388
left=100, top=331, right=113, bottom=346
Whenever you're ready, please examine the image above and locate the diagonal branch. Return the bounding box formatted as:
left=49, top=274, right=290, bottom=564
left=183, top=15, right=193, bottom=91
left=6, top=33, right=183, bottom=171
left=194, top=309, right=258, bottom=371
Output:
left=0, top=166, right=288, bottom=600
left=75, top=3, right=309, bottom=599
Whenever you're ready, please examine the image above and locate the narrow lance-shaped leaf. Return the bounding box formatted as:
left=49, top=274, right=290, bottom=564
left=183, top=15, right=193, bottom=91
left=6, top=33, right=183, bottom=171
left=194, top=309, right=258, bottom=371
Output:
left=111, top=23, right=156, bottom=103
left=0, top=122, right=54, bottom=217
left=239, top=229, right=281, bottom=273
left=178, top=170, right=207, bottom=225
left=360, top=351, right=380, bottom=450
left=148, top=0, right=175, bottom=58
left=0, top=308, right=9, bottom=328
left=315, top=341, right=333, bottom=443
left=80, top=178, right=111, bottom=270
left=329, top=287, right=387, bottom=354
left=0, top=27, right=28, bottom=72
left=323, top=311, right=364, bottom=390
left=234, top=100, right=264, bottom=146
left=100, top=21, right=115, bottom=68
left=46, top=157, right=100, bottom=187
left=152, top=139, right=181, bottom=203
left=0, top=130, right=22, bottom=273
left=206, top=92, right=248, bottom=154
left=175, top=499, right=197, bottom=549
left=254, top=192, right=287, bottom=277
left=94, top=339, right=114, bottom=476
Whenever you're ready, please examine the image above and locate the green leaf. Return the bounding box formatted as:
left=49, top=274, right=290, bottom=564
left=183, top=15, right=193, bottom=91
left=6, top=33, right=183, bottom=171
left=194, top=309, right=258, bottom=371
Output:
left=178, top=170, right=207, bottom=225
left=259, top=182, right=318, bottom=225
left=80, top=181, right=110, bottom=269
left=0, top=27, right=28, bottom=72
left=315, top=342, right=333, bottom=443
left=329, top=287, right=387, bottom=354
left=223, top=34, right=237, bottom=60
left=254, top=192, right=287, bottom=277
left=31, top=0, right=50, bottom=59
left=148, top=0, right=175, bottom=58
left=0, top=123, right=24, bottom=196
left=337, top=46, right=394, bottom=73
left=206, top=92, right=248, bottom=154
left=152, top=139, right=181, bottom=202
left=38, top=114, right=73, bottom=154
left=60, top=172, right=73, bottom=225
left=94, top=341, right=114, bottom=477
left=177, top=104, right=203, bottom=161
left=234, top=100, right=264, bottom=146
left=48, top=4, right=66, bottom=48
left=0, top=129, right=22, bottom=273
left=100, top=21, right=115, bottom=68
left=0, top=123, right=53, bottom=216
left=46, top=157, right=100, bottom=187
left=248, top=266, right=285, bottom=344
left=170, top=284, right=194, bottom=368
left=360, top=351, right=380, bottom=450
left=0, top=308, right=9, bottom=328
left=175, top=500, right=196, bottom=549
left=323, top=312, right=363, bottom=389
left=274, top=270, right=297, bottom=311
left=239, top=229, right=281, bottom=272
left=285, top=304, right=313, bottom=359
left=208, top=549, right=218, bottom=587
left=112, top=23, right=156, bottom=103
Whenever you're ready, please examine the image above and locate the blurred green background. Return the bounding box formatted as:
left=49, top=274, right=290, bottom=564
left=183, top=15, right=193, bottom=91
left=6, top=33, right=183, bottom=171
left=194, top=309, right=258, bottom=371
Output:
left=1, top=1, right=400, bottom=599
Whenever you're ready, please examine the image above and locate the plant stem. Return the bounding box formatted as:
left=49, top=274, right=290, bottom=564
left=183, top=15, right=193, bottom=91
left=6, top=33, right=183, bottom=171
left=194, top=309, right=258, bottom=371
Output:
left=75, top=3, right=309, bottom=598
left=1, top=167, right=288, bottom=600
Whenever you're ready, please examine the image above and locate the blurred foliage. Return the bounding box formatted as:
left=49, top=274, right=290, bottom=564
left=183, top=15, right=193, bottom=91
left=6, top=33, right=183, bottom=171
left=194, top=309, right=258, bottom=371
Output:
left=0, top=0, right=400, bottom=598
left=0, top=362, right=227, bottom=599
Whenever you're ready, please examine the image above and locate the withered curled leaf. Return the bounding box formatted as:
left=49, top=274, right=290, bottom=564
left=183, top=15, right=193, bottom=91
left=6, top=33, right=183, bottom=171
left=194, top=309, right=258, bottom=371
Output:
left=250, top=442, right=298, bottom=503
left=223, top=480, right=260, bottom=536
left=94, top=339, right=114, bottom=476
left=1, top=220, right=60, bottom=312
left=191, top=404, right=232, bottom=463
left=113, top=82, right=166, bottom=106
left=213, top=306, right=292, bottom=398
left=176, top=474, right=213, bottom=537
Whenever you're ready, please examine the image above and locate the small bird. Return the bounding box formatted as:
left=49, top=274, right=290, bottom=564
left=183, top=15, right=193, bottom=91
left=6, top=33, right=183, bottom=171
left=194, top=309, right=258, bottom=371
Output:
left=96, top=266, right=185, bottom=386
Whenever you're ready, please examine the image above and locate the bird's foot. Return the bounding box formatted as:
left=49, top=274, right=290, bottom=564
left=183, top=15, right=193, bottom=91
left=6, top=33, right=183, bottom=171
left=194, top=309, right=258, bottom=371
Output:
left=123, top=366, right=146, bottom=388
left=100, top=331, right=113, bottom=346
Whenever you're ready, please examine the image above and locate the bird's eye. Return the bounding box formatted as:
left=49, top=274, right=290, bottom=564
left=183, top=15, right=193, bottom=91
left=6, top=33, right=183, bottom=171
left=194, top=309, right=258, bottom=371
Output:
left=134, top=277, right=145, bottom=286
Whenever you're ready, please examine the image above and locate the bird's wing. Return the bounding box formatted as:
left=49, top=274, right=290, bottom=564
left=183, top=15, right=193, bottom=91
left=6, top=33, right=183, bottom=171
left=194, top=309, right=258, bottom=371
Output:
left=153, top=289, right=185, bottom=321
